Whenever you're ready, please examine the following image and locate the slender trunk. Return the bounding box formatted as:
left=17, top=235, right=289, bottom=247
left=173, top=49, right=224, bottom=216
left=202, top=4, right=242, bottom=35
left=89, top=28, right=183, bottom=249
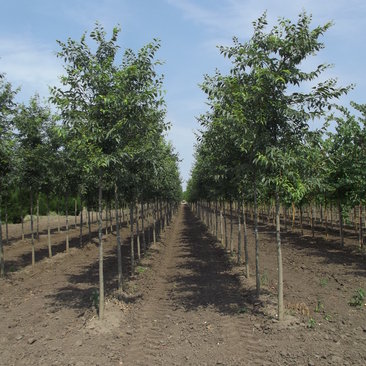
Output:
left=330, top=203, right=333, bottom=230
left=65, top=194, right=69, bottom=253
left=136, top=204, right=140, bottom=260
left=57, top=201, right=61, bottom=234
left=141, top=202, right=146, bottom=252
left=237, top=200, right=242, bottom=264
left=36, top=194, right=40, bottom=241
left=88, top=209, right=91, bottom=243
left=325, top=204, right=328, bottom=239
left=5, top=205, right=9, bottom=245
left=147, top=202, right=151, bottom=246
left=79, top=201, right=83, bottom=247
left=243, top=201, right=249, bottom=278
left=74, top=198, right=77, bottom=229
left=153, top=201, right=156, bottom=245
left=21, top=213, right=24, bottom=241
left=338, top=200, right=344, bottom=248
left=291, top=202, right=295, bottom=231
left=299, top=206, right=303, bottom=236
left=224, top=202, right=228, bottom=250
left=311, top=204, right=315, bottom=238
left=220, top=201, right=224, bottom=246
left=254, top=180, right=260, bottom=297
left=0, top=199, right=4, bottom=277
left=230, top=200, right=233, bottom=254
left=47, top=196, right=52, bottom=258
left=359, top=204, right=363, bottom=252
left=98, top=182, right=104, bottom=319
left=284, top=207, right=287, bottom=232
left=276, top=190, right=284, bottom=321
left=105, top=204, right=109, bottom=235
left=130, top=203, right=135, bottom=274
left=30, top=190, right=35, bottom=266
left=215, top=200, right=218, bottom=239
left=115, top=184, right=123, bottom=293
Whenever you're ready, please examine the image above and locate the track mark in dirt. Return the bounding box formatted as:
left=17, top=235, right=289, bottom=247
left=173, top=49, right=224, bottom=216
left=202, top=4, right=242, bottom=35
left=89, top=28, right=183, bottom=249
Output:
left=120, top=205, right=266, bottom=366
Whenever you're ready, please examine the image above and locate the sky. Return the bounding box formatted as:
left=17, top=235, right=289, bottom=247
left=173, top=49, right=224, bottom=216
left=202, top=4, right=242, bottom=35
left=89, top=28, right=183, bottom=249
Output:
left=1, top=0, right=365, bottom=190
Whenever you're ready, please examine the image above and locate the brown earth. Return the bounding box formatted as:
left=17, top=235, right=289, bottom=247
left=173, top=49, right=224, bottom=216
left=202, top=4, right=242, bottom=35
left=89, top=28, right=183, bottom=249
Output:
left=0, top=204, right=365, bottom=365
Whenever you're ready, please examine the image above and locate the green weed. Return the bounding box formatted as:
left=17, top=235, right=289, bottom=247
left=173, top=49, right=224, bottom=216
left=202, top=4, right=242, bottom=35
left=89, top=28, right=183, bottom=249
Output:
left=324, top=314, right=332, bottom=322
left=136, top=266, right=147, bottom=274
left=319, top=277, right=328, bottom=287
left=314, top=300, right=324, bottom=313
left=349, top=288, right=365, bottom=307
left=90, top=289, right=99, bottom=312
left=260, top=271, right=269, bottom=286
left=307, top=318, right=316, bottom=329
left=238, top=306, right=248, bottom=314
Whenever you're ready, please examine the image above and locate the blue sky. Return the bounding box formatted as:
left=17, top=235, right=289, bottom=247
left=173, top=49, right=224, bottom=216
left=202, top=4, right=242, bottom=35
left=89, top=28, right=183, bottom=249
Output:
left=1, top=0, right=365, bottom=189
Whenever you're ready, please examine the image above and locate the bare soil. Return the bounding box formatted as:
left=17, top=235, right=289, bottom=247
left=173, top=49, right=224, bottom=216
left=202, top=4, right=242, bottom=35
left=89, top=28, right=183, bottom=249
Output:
left=1, top=204, right=365, bottom=365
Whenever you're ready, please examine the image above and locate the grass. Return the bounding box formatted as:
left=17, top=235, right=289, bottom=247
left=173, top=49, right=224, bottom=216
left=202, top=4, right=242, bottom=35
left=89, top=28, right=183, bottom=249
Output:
left=319, top=277, right=328, bottom=287
left=136, top=266, right=147, bottom=274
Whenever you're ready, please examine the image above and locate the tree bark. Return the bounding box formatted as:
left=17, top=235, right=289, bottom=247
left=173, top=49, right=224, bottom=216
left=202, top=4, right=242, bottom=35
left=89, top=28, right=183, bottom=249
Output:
left=230, top=200, right=233, bottom=254
left=224, top=201, right=228, bottom=250
left=254, top=179, right=260, bottom=297
left=88, top=209, right=91, bottom=243
left=30, top=190, right=35, bottom=267
left=130, top=203, right=135, bottom=274
left=359, top=204, right=363, bottom=252
left=136, top=204, right=140, bottom=260
left=65, top=194, right=69, bottom=253
left=0, top=198, right=4, bottom=277
left=5, top=205, right=9, bottom=245
left=21, top=213, right=24, bottom=241
left=338, top=199, right=344, bottom=248
left=74, top=198, right=77, bottom=229
left=114, top=184, right=123, bottom=293
left=141, top=202, right=146, bottom=252
left=243, top=201, right=249, bottom=279
left=276, top=190, right=284, bottom=321
left=47, top=196, right=52, bottom=258
left=98, top=182, right=104, bottom=319
left=79, top=201, right=83, bottom=247
left=36, top=194, right=40, bottom=241
left=237, top=199, right=242, bottom=264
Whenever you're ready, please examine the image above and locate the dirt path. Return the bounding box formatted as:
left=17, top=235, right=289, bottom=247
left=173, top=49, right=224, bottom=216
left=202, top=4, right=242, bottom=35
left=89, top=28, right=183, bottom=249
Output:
left=118, top=204, right=266, bottom=366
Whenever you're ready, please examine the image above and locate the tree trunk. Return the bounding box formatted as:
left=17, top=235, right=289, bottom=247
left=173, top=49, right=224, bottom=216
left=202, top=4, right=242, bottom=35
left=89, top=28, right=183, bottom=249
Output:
left=291, top=202, right=295, bottom=231
left=220, top=201, right=224, bottom=246
left=21, top=214, right=24, bottom=241
left=5, top=205, right=9, bottom=245
left=254, top=180, right=260, bottom=297
left=311, top=204, right=315, bottom=238
left=153, top=201, right=156, bottom=245
left=299, top=205, right=303, bottom=236
left=230, top=200, right=233, bottom=254
left=74, top=198, right=77, bottom=229
left=57, top=201, right=61, bottom=234
left=30, top=190, right=35, bottom=267
left=237, top=199, right=242, bottom=264
left=243, top=201, right=249, bottom=279
left=47, top=196, right=52, bottom=258
left=36, top=194, right=40, bottom=241
left=338, top=199, right=344, bottom=248
left=115, top=184, right=123, bottom=293
left=215, top=200, right=218, bottom=239
left=88, top=209, right=91, bottom=243
left=141, top=202, right=146, bottom=252
left=136, top=204, right=140, bottom=260
left=65, top=194, right=69, bottom=253
left=130, top=203, right=135, bottom=274
left=98, top=182, right=104, bottom=319
left=276, top=190, right=284, bottom=321
left=224, top=201, right=228, bottom=251
left=79, top=201, right=83, bottom=247
left=359, top=204, right=363, bottom=252
left=0, top=198, right=4, bottom=277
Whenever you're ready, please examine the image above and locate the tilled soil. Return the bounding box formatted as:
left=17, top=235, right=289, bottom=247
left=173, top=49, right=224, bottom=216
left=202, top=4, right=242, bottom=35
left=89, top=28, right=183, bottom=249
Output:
left=1, top=204, right=366, bottom=365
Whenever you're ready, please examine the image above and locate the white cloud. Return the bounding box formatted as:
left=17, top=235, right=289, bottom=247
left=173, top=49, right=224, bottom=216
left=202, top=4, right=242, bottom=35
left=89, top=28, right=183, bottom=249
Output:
left=0, top=36, right=62, bottom=101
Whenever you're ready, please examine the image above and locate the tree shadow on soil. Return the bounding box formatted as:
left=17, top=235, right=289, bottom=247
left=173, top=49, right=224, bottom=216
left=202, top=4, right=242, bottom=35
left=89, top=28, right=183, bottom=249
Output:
left=44, top=224, right=162, bottom=313
left=169, top=206, right=267, bottom=316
